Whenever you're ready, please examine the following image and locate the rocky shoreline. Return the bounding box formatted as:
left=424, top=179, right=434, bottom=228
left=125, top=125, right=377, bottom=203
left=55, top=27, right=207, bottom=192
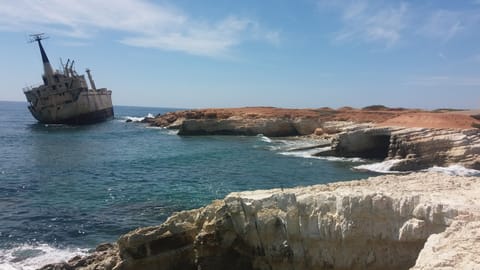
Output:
left=40, top=107, right=480, bottom=269
left=142, top=107, right=480, bottom=171
left=41, top=173, right=480, bottom=270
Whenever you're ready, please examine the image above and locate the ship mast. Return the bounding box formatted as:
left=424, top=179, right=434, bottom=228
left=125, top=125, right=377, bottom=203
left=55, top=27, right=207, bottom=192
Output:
left=29, top=33, right=54, bottom=84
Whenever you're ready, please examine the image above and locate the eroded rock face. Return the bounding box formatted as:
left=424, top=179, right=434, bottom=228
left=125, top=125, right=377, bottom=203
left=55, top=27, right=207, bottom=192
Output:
left=318, top=122, right=480, bottom=171
left=147, top=107, right=413, bottom=136
left=147, top=109, right=479, bottom=170
left=389, top=128, right=480, bottom=171
left=47, top=173, right=480, bottom=270
left=177, top=117, right=321, bottom=137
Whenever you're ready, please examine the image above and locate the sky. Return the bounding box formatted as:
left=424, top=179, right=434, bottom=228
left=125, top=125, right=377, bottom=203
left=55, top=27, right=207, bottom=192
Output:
left=0, top=0, right=479, bottom=109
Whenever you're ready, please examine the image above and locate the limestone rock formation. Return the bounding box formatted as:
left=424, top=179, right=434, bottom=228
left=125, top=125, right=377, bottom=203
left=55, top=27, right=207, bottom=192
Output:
left=177, top=116, right=322, bottom=136
left=147, top=108, right=480, bottom=171
left=146, top=107, right=414, bottom=136
left=42, top=173, right=480, bottom=270
left=388, top=128, right=480, bottom=171
left=317, top=122, right=480, bottom=171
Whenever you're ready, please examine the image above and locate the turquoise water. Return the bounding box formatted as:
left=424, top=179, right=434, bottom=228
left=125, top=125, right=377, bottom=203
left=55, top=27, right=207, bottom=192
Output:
left=0, top=101, right=375, bottom=268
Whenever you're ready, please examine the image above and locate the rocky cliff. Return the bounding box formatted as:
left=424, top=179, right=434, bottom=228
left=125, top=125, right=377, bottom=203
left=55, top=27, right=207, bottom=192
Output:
left=144, top=108, right=480, bottom=171
left=144, top=107, right=414, bottom=137
left=316, top=122, right=480, bottom=171
left=41, top=173, right=480, bottom=270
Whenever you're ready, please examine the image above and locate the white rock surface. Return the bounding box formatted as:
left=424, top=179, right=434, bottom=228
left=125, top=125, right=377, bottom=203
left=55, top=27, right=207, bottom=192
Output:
left=320, top=121, right=480, bottom=170
left=40, top=173, right=480, bottom=270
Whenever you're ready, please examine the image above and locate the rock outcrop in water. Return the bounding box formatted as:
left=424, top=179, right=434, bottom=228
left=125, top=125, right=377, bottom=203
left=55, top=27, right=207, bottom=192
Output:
left=41, top=173, right=480, bottom=270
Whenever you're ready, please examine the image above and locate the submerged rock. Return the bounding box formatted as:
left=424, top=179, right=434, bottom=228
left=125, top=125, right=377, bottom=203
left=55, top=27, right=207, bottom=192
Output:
left=43, top=173, right=480, bottom=270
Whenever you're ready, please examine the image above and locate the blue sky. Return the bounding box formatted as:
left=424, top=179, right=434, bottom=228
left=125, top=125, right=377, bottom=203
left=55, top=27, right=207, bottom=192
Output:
left=0, top=0, right=479, bottom=109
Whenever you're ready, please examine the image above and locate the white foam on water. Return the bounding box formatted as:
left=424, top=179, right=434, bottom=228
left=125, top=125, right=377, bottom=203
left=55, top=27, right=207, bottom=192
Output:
left=353, top=159, right=404, bottom=173
left=145, top=126, right=179, bottom=135
left=280, top=147, right=365, bottom=163
left=123, top=113, right=154, bottom=123
left=423, top=165, right=480, bottom=176
left=124, top=116, right=145, bottom=122
left=279, top=148, right=326, bottom=158
left=0, top=243, right=88, bottom=270
left=256, top=134, right=272, bottom=143
left=267, top=139, right=328, bottom=152
left=316, top=155, right=366, bottom=163
left=354, top=161, right=480, bottom=176
left=163, top=129, right=179, bottom=136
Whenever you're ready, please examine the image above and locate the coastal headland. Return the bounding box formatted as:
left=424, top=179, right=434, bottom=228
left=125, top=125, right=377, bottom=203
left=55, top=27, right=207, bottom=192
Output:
left=42, top=106, right=480, bottom=270
left=143, top=106, right=480, bottom=171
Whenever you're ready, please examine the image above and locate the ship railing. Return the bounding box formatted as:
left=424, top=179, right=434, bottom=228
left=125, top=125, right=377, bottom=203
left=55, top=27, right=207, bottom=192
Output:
left=23, top=83, right=42, bottom=93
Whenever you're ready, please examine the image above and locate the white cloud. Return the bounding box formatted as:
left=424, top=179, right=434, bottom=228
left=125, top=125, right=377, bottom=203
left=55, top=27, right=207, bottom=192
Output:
left=318, top=1, right=480, bottom=46
left=318, top=1, right=408, bottom=47
left=0, top=0, right=278, bottom=57
left=419, top=10, right=464, bottom=42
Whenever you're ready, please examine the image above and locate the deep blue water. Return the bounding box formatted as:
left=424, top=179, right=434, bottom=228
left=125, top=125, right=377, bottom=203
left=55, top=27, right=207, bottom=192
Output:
left=0, top=100, right=375, bottom=268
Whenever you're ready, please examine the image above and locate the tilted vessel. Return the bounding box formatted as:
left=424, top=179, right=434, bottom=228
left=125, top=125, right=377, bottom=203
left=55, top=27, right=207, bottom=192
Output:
left=23, top=34, right=114, bottom=124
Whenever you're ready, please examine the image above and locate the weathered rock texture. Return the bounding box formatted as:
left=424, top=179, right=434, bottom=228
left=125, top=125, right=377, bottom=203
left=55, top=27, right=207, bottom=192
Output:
left=145, top=107, right=418, bottom=137
left=178, top=116, right=323, bottom=136
left=318, top=122, right=480, bottom=170
left=147, top=107, right=480, bottom=135
left=41, top=173, right=480, bottom=270
left=146, top=107, right=480, bottom=170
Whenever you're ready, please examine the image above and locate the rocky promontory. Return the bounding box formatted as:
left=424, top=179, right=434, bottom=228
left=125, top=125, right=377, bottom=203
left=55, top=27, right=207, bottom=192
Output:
left=143, top=107, right=417, bottom=136
left=41, top=172, right=480, bottom=270
left=143, top=107, right=480, bottom=171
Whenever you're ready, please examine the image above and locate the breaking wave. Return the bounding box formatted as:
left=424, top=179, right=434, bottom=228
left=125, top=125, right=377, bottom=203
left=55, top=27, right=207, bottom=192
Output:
left=355, top=160, right=480, bottom=176
left=256, top=134, right=272, bottom=143
left=423, top=165, right=480, bottom=176
left=278, top=147, right=365, bottom=162
left=123, top=113, right=154, bottom=123
left=353, top=159, right=405, bottom=174
left=259, top=137, right=363, bottom=163
left=0, top=243, right=88, bottom=270
left=145, top=126, right=179, bottom=135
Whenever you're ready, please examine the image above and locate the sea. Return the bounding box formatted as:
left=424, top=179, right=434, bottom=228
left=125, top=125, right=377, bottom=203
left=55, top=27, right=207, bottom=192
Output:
left=0, top=101, right=478, bottom=270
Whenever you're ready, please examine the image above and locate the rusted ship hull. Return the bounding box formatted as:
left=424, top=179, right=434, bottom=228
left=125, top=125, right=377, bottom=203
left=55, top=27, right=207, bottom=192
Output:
left=39, top=107, right=114, bottom=125
left=27, top=90, right=113, bottom=124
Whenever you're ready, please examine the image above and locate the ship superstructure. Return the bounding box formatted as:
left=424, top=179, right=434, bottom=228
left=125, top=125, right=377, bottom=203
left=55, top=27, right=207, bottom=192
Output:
left=23, top=34, right=113, bottom=124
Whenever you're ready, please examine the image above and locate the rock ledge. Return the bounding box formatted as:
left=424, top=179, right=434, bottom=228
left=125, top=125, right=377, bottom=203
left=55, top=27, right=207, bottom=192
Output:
left=41, top=173, right=480, bottom=270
